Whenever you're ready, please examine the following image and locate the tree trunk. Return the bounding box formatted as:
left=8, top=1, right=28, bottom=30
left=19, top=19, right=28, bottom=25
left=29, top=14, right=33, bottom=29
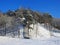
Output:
left=23, top=24, right=30, bottom=39
left=35, top=21, right=38, bottom=37
left=4, top=24, right=6, bottom=36
left=18, top=30, right=20, bottom=38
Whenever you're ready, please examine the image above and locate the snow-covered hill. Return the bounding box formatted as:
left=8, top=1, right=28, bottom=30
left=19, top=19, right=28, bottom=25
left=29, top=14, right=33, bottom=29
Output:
left=27, top=23, right=60, bottom=39
left=0, top=23, right=60, bottom=45
left=29, top=23, right=51, bottom=39
left=0, top=22, right=60, bottom=39
left=4, top=23, right=60, bottom=39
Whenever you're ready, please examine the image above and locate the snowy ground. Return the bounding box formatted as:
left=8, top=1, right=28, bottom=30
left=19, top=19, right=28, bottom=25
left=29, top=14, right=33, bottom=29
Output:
left=0, top=23, right=60, bottom=45
left=0, top=36, right=60, bottom=45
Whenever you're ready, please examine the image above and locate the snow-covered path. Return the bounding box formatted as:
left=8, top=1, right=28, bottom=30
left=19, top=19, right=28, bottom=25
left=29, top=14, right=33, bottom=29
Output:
left=0, top=36, right=60, bottom=45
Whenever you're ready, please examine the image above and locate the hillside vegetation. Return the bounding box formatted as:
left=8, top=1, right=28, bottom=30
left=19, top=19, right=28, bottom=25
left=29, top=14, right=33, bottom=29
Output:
left=0, top=7, right=60, bottom=30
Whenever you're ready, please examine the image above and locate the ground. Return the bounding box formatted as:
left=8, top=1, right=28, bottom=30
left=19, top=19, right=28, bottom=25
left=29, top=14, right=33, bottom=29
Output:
left=0, top=36, right=60, bottom=45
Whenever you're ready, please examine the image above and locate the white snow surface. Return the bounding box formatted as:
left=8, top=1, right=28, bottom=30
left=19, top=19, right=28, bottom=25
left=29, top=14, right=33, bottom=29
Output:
left=29, top=23, right=51, bottom=39
left=4, top=23, right=60, bottom=39
left=0, top=23, right=60, bottom=45
left=29, top=23, right=60, bottom=39
left=0, top=36, right=60, bottom=45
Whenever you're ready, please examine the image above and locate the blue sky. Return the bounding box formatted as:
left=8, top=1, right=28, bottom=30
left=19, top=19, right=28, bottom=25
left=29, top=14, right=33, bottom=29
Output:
left=0, top=0, right=60, bottom=18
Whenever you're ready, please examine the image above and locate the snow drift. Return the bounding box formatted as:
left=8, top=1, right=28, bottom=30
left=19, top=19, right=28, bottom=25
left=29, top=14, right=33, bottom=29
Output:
left=29, top=23, right=51, bottom=39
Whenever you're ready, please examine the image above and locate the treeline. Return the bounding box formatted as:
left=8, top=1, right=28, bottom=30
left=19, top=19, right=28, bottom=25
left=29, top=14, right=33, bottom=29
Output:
left=0, top=7, right=60, bottom=30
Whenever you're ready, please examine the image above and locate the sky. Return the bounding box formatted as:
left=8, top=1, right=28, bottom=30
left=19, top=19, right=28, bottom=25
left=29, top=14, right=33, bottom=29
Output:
left=0, top=0, right=60, bottom=18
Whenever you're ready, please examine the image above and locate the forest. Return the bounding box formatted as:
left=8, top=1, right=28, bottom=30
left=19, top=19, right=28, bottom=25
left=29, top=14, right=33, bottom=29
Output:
left=0, top=7, right=60, bottom=33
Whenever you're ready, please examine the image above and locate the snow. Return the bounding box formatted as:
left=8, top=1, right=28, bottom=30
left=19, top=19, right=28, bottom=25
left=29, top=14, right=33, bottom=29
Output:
left=29, top=23, right=60, bottom=39
left=2, top=23, right=60, bottom=39
left=0, top=36, right=60, bottom=45
left=52, top=32, right=60, bottom=37
left=0, top=22, right=58, bottom=39
left=29, top=23, right=51, bottom=39
left=0, top=23, right=60, bottom=45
